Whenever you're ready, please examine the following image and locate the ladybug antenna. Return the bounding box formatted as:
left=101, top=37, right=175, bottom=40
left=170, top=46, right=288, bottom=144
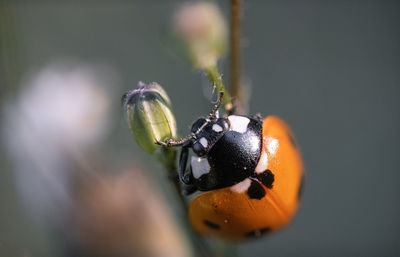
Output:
left=155, top=135, right=193, bottom=147
left=207, top=91, right=224, bottom=120
left=156, top=92, right=224, bottom=147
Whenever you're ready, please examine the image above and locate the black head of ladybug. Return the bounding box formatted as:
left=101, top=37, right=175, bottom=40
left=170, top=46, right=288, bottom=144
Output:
left=190, top=117, right=230, bottom=157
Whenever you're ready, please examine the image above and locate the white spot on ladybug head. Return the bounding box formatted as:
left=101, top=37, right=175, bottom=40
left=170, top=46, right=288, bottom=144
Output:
left=255, top=152, right=268, bottom=174
left=228, top=115, right=250, bottom=133
left=212, top=124, right=223, bottom=132
left=191, top=156, right=210, bottom=179
left=266, top=138, right=279, bottom=155
left=199, top=137, right=208, bottom=148
left=230, top=178, right=251, bottom=193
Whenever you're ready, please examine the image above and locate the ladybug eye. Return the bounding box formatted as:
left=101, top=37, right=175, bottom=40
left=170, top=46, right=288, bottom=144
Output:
left=214, top=118, right=229, bottom=132
left=193, top=139, right=207, bottom=156
left=191, top=118, right=207, bottom=133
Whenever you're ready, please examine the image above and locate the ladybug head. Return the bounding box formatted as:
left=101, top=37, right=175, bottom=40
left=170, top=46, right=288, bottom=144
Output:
left=190, top=117, right=230, bottom=157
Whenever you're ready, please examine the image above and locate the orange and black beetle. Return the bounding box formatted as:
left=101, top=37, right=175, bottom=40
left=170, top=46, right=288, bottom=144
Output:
left=158, top=95, right=304, bottom=240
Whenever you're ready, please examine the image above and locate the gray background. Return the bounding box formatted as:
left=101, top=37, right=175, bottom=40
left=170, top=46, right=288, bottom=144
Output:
left=1, top=0, right=399, bottom=256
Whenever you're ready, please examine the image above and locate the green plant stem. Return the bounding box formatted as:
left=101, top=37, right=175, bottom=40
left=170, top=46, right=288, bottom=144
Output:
left=159, top=2, right=244, bottom=256
left=162, top=148, right=187, bottom=205
left=204, top=65, right=232, bottom=112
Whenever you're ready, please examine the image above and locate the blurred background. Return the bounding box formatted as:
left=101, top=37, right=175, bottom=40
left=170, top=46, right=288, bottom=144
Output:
left=0, top=0, right=399, bottom=257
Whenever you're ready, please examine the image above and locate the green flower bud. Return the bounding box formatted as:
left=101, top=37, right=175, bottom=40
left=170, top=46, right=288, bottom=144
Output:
left=172, top=2, right=227, bottom=69
left=123, top=82, right=177, bottom=154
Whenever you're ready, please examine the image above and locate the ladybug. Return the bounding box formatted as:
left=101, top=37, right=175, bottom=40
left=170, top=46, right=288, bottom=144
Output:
left=158, top=93, right=304, bottom=240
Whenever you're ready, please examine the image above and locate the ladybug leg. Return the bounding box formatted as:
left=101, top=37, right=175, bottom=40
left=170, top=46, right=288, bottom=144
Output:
left=179, top=141, right=194, bottom=185
left=207, top=91, right=224, bottom=120
left=182, top=184, right=197, bottom=195
left=214, top=110, right=220, bottom=119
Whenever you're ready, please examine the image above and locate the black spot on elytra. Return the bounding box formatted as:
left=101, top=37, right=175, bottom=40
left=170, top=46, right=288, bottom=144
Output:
left=203, top=220, right=220, bottom=230
left=258, top=169, right=274, bottom=189
left=288, top=132, right=298, bottom=148
left=245, top=227, right=271, bottom=238
left=298, top=174, right=305, bottom=200
left=247, top=180, right=266, bottom=199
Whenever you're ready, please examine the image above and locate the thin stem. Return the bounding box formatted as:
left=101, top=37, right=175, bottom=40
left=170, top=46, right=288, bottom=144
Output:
left=230, top=0, right=243, bottom=114
left=204, top=65, right=232, bottom=112
left=161, top=148, right=214, bottom=257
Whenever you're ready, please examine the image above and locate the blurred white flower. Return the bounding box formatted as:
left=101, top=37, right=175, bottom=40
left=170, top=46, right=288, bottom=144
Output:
left=2, top=60, right=118, bottom=228
left=2, top=61, right=192, bottom=257
left=11, top=61, right=116, bottom=148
